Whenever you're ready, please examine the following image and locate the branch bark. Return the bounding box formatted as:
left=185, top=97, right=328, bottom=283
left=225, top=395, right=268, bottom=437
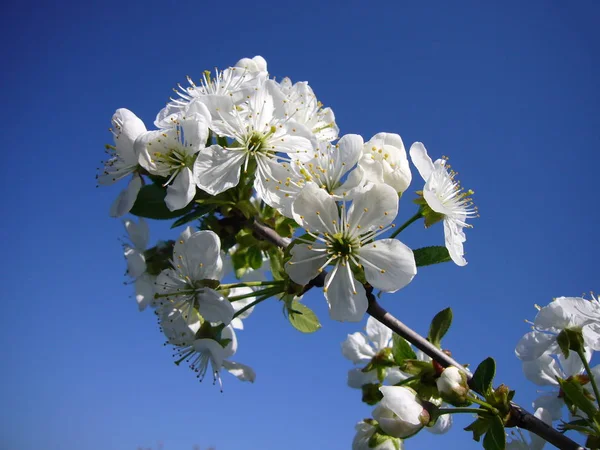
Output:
left=251, top=220, right=584, bottom=450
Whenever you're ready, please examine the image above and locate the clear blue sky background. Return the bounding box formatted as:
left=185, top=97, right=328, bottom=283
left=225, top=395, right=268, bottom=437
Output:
left=1, top=1, right=599, bottom=449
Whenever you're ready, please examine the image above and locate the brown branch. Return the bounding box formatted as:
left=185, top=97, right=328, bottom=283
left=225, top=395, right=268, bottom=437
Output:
left=251, top=220, right=584, bottom=450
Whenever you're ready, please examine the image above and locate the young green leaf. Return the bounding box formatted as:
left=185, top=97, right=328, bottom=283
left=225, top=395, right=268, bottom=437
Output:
left=392, top=334, right=417, bottom=365
left=413, top=246, right=452, bottom=266
left=427, top=307, right=453, bottom=348
left=483, top=415, right=505, bottom=450
left=287, top=300, right=321, bottom=333
left=471, top=357, right=496, bottom=396
left=464, top=417, right=490, bottom=442
left=130, top=184, right=194, bottom=219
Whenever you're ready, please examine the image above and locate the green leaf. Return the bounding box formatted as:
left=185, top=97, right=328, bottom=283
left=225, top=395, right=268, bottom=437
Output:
left=267, top=248, right=286, bottom=281
left=392, top=334, right=417, bottom=365
left=464, top=417, right=490, bottom=442
left=558, top=378, right=598, bottom=419
left=287, top=300, right=321, bottom=333
left=427, top=307, right=453, bottom=348
left=471, top=357, right=496, bottom=396
left=483, top=415, right=505, bottom=450
left=361, top=383, right=383, bottom=405
left=413, top=246, right=452, bottom=266
left=130, top=184, right=194, bottom=219
left=170, top=204, right=215, bottom=228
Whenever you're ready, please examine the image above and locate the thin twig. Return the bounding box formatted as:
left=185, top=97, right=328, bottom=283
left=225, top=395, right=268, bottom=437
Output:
left=251, top=220, right=584, bottom=450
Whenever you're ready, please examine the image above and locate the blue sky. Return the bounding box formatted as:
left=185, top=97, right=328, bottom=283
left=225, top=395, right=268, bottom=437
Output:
left=1, top=1, right=599, bottom=449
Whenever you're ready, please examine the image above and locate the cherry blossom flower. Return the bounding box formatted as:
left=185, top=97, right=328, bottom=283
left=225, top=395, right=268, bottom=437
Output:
left=98, top=109, right=147, bottom=217
left=342, top=316, right=407, bottom=387
left=359, top=133, right=411, bottom=194
left=409, top=142, right=477, bottom=266
left=155, top=228, right=233, bottom=325
left=285, top=183, right=416, bottom=322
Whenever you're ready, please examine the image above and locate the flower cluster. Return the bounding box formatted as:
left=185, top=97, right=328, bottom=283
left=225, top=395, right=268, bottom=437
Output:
left=103, top=55, right=481, bottom=448
left=515, top=294, right=600, bottom=445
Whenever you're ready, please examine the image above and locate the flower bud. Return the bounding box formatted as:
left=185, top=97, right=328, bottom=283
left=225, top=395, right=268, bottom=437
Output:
left=352, top=420, right=403, bottom=450
left=436, top=366, right=469, bottom=405
left=374, top=386, right=429, bottom=438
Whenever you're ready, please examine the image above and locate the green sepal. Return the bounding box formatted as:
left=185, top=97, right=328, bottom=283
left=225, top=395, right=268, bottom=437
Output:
left=471, top=357, right=496, bottom=397
left=483, top=415, right=505, bottom=450
left=392, top=334, right=417, bottom=365
left=400, top=359, right=436, bottom=376
left=201, top=279, right=220, bottom=290
left=557, top=329, right=571, bottom=359
left=130, top=184, right=194, bottom=219
left=414, top=194, right=444, bottom=227
left=413, top=246, right=452, bottom=267
left=427, top=307, right=453, bottom=349
left=464, top=417, right=490, bottom=442
left=558, top=377, right=598, bottom=419
left=361, top=383, right=383, bottom=405
left=286, top=299, right=321, bottom=333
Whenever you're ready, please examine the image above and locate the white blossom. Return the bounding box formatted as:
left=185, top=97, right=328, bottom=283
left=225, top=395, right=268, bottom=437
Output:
left=137, top=108, right=211, bottom=211
left=516, top=296, right=600, bottom=361
left=99, top=109, right=147, bottom=217
left=156, top=56, right=268, bottom=128
left=409, top=142, right=477, bottom=266
left=277, top=77, right=339, bottom=143
left=343, top=316, right=408, bottom=387
left=193, top=80, right=315, bottom=199
left=359, top=133, right=411, bottom=194
left=262, top=134, right=365, bottom=217
left=171, top=325, right=255, bottom=387
left=374, top=386, right=429, bottom=438
left=155, top=228, right=233, bottom=325
left=352, top=420, right=403, bottom=450
left=285, top=183, right=416, bottom=322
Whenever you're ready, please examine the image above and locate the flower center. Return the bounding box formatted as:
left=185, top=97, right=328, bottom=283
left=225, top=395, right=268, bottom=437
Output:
left=327, top=233, right=357, bottom=258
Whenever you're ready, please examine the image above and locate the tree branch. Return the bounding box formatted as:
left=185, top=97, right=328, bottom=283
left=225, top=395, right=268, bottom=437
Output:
left=251, top=220, right=584, bottom=450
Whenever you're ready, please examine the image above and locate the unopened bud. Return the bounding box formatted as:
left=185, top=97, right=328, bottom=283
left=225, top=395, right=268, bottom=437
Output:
left=436, top=366, right=470, bottom=405
left=374, top=386, right=427, bottom=438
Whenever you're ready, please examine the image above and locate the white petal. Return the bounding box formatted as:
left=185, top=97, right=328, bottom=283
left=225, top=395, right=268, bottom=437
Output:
left=347, top=183, right=398, bottom=233
left=230, top=287, right=256, bottom=320
left=222, top=360, right=256, bottom=382
left=335, top=134, right=364, bottom=171
left=333, top=166, right=365, bottom=199
left=135, top=273, right=156, bottom=311
left=557, top=349, right=589, bottom=377
left=409, top=142, right=435, bottom=182
left=193, top=338, right=227, bottom=372
left=341, top=332, right=376, bottom=363
left=325, top=266, right=368, bottom=322
left=291, top=182, right=338, bottom=234
left=444, top=219, right=467, bottom=266
left=366, top=316, right=392, bottom=351
left=109, top=174, right=142, bottom=218
left=194, top=145, right=245, bottom=195
left=426, top=413, right=452, bottom=435
left=285, top=243, right=328, bottom=285
left=385, top=368, right=409, bottom=385
left=197, top=288, right=234, bottom=325
left=123, top=217, right=149, bottom=250
left=522, top=354, right=561, bottom=386
left=124, top=246, right=146, bottom=278
left=175, top=230, right=222, bottom=281
left=359, top=239, right=416, bottom=293
left=165, top=168, right=196, bottom=211
left=533, top=394, right=564, bottom=421
left=347, top=368, right=379, bottom=388
left=515, top=331, right=556, bottom=361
